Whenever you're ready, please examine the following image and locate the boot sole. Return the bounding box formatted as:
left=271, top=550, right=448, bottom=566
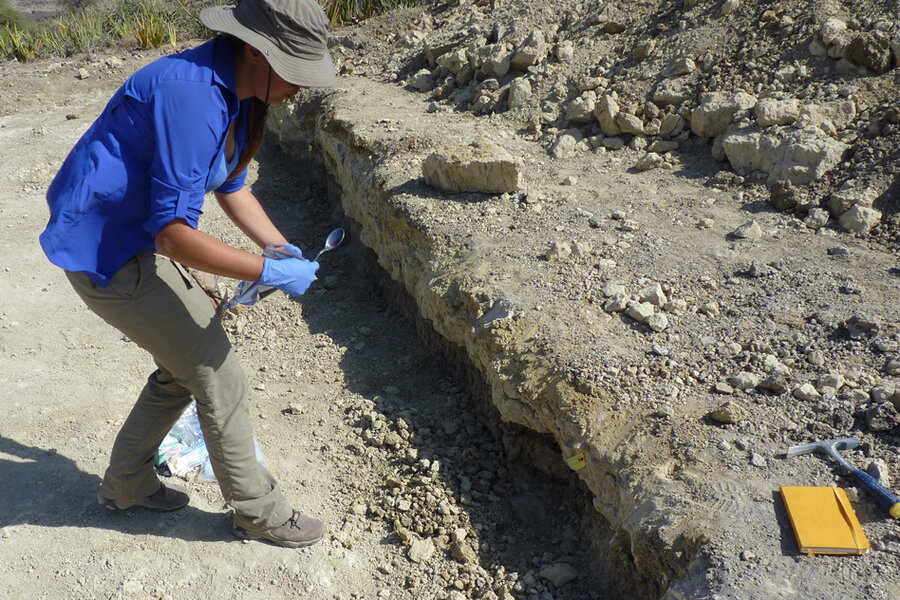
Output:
left=98, top=493, right=188, bottom=512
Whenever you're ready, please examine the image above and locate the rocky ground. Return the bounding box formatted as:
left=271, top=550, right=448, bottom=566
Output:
left=2, top=0, right=900, bottom=599
left=0, top=35, right=605, bottom=600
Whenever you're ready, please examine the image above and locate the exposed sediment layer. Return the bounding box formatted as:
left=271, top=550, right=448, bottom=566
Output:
left=268, top=77, right=700, bottom=599
left=267, top=77, right=900, bottom=600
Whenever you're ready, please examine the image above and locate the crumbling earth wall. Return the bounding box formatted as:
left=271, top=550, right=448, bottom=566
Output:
left=267, top=79, right=714, bottom=600
left=266, top=67, right=900, bottom=599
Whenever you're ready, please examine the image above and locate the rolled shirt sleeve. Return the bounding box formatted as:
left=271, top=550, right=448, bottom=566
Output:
left=216, top=166, right=248, bottom=194
left=145, top=80, right=230, bottom=237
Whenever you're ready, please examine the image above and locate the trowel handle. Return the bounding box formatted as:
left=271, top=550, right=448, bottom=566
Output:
left=851, top=469, right=900, bottom=518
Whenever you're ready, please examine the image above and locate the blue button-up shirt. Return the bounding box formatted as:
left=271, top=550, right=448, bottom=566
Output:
left=40, top=37, right=250, bottom=286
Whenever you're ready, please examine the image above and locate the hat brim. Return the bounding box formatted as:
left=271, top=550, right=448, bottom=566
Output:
left=200, top=6, right=335, bottom=88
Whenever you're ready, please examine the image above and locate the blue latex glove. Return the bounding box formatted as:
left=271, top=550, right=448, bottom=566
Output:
left=275, top=243, right=304, bottom=260
left=259, top=256, right=319, bottom=297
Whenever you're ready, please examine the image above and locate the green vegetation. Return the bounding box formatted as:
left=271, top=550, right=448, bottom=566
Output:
left=0, top=0, right=224, bottom=61
left=0, top=0, right=422, bottom=62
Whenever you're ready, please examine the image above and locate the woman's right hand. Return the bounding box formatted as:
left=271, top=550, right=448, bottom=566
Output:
left=258, top=256, right=319, bottom=297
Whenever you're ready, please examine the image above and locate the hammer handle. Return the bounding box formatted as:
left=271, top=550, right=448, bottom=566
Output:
left=851, top=469, right=900, bottom=518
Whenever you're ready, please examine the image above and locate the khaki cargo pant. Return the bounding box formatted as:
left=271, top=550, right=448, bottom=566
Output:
left=65, top=252, right=292, bottom=532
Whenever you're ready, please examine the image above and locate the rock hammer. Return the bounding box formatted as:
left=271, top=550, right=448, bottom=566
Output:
left=787, top=437, right=900, bottom=518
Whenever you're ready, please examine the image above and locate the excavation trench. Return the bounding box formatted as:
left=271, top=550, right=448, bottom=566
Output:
left=265, top=80, right=699, bottom=599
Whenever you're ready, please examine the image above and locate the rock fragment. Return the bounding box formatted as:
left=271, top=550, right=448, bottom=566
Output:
left=647, top=312, right=669, bottom=332
left=839, top=205, right=881, bottom=235
left=540, top=563, right=578, bottom=587
left=714, top=382, right=735, bottom=395
left=691, top=92, right=757, bottom=139
left=626, top=302, right=655, bottom=323
left=733, top=220, right=762, bottom=240
left=758, top=374, right=789, bottom=395
left=755, top=98, right=799, bottom=127
left=409, top=69, right=435, bottom=92
left=635, top=153, right=665, bottom=171
left=866, top=459, right=892, bottom=489
left=728, top=372, right=759, bottom=391
left=408, top=537, right=435, bottom=563
left=793, top=383, right=821, bottom=401
left=638, top=283, right=667, bottom=307
left=507, top=78, right=532, bottom=109
left=450, top=541, right=477, bottom=564
left=510, top=30, right=549, bottom=70
left=865, top=402, right=900, bottom=432
left=709, top=401, right=747, bottom=424
left=722, top=128, right=848, bottom=185
left=846, top=33, right=893, bottom=74
left=423, top=138, right=522, bottom=193
left=594, top=94, right=621, bottom=136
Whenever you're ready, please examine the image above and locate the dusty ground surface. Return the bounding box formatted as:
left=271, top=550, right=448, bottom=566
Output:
left=0, top=41, right=605, bottom=600
left=2, top=0, right=900, bottom=599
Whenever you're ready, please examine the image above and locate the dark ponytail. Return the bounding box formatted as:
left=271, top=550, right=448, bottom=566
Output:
left=223, top=35, right=269, bottom=181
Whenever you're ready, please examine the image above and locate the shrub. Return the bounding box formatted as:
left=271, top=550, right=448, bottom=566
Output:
left=0, top=0, right=424, bottom=62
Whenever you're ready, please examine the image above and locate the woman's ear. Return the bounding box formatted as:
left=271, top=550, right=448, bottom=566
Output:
left=244, top=44, right=263, bottom=64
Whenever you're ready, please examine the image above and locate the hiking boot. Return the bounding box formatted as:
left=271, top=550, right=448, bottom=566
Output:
left=233, top=510, right=325, bottom=548
left=98, top=482, right=189, bottom=512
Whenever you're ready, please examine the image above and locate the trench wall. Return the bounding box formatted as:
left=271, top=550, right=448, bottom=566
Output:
left=266, top=83, right=711, bottom=599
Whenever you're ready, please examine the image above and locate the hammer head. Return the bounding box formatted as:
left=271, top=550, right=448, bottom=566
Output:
left=786, top=437, right=860, bottom=459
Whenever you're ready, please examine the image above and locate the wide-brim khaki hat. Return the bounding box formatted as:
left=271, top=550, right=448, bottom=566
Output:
left=201, top=0, right=335, bottom=87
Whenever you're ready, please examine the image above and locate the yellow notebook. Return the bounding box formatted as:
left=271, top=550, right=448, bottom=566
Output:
left=780, top=486, right=870, bottom=556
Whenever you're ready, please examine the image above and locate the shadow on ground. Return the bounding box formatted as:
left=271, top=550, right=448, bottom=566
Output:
left=0, top=436, right=234, bottom=542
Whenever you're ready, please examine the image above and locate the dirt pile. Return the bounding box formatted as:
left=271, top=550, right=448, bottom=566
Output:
left=331, top=0, right=899, bottom=238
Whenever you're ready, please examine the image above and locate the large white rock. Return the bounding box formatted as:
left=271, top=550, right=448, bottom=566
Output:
left=829, top=183, right=880, bottom=216
left=653, top=76, right=694, bottom=105
left=721, top=127, right=848, bottom=185
left=477, top=43, right=511, bottom=78
left=594, top=94, right=621, bottom=136
left=409, top=69, right=435, bottom=92
left=616, top=112, right=644, bottom=135
left=565, top=91, right=597, bottom=123
left=658, top=113, right=685, bottom=138
left=423, top=138, right=522, bottom=193
left=840, top=205, right=882, bottom=234
left=436, top=47, right=469, bottom=74
left=798, top=100, right=857, bottom=130
left=639, top=283, right=667, bottom=306
left=626, top=302, right=655, bottom=323
left=691, top=92, right=758, bottom=138
left=755, top=98, right=799, bottom=127
left=819, top=17, right=847, bottom=46
left=507, top=78, right=532, bottom=110
left=408, top=537, right=435, bottom=563
left=511, top=30, right=548, bottom=70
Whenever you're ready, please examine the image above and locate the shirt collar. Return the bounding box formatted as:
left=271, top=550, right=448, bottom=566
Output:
left=211, top=36, right=238, bottom=103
